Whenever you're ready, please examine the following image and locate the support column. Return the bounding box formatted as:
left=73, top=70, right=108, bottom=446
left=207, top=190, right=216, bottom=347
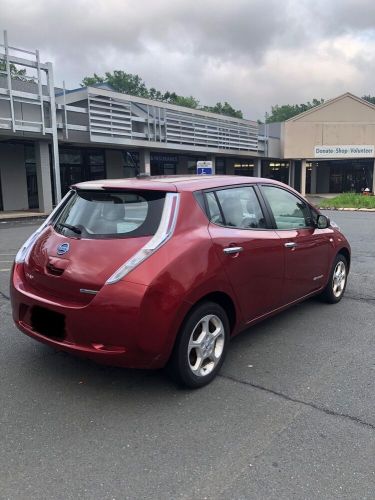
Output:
left=288, top=160, right=295, bottom=188
left=254, top=158, right=262, bottom=177
left=300, top=159, right=307, bottom=196
left=310, top=164, right=317, bottom=194
left=208, top=155, right=216, bottom=174
left=139, top=150, right=151, bottom=175
left=372, top=159, right=375, bottom=194
left=46, top=62, right=61, bottom=204
left=35, top=141, right=53, bottom=213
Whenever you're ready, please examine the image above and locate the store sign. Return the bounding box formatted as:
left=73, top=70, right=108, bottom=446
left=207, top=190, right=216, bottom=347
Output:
left=314, top=145, right=375, bottom=158
left=150, top=153, right=178, bottom=162
left=197, top=160, right=213, bottom=175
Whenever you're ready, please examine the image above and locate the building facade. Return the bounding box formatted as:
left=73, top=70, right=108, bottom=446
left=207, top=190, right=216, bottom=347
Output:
left=283, top=93, right=375, bottom=196
left=1, top=32, right=375, bottom=213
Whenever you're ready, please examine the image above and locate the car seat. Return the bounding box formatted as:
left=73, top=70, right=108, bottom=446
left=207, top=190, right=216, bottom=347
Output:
left=95, top=202, right=125, bottom=234
left=221, top=197, right=244, bottom=227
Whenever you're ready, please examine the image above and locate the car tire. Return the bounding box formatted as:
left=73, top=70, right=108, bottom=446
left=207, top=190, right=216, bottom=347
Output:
left=319, top=253, right=348, bottom=304
left=168, top=301, right=230, bottom=389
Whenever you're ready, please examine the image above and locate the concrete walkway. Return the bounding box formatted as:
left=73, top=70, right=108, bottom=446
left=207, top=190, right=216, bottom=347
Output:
left=0, top=210, right=49, bottom=221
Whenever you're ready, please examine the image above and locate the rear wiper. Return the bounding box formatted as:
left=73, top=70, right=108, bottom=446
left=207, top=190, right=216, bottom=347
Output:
left=56, top=222, right=82, bottom=235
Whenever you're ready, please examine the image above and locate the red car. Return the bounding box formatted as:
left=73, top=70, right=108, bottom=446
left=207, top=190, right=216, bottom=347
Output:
left=11, top=176, right=350, bottom=388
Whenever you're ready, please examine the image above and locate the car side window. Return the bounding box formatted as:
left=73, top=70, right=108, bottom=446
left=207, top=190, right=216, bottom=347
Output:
left=205, top=191, right=224, bottom=224
left=262, top=185, right=313, bottom=229
left=213, top=186, right=266, bottom=229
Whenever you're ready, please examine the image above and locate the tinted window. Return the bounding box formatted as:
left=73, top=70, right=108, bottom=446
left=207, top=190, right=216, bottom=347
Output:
left=54, top=190, right=166, bottom=239
left=262, top=186, right=312, bottom=229
left=214, top=186, right=266, bottom=229
left=205, top=192, right=224, bottom=224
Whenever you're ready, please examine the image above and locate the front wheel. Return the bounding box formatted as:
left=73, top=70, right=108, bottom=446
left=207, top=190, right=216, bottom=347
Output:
left=320, top=254, right=348, bottom=303
left=168, top=302, right=230, bottom=388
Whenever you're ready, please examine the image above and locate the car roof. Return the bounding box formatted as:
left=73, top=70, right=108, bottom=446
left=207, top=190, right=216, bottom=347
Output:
left=73, top=175, right=287, bottom=193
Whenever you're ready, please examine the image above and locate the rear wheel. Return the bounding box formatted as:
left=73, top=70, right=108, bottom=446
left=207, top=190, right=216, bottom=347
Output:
left=320, top=254, right=348, bottom=303
left=168, top=302, right=230, bottom=388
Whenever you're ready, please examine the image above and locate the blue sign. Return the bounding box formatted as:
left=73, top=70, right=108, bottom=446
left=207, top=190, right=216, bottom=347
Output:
left=197, top=161, right=213, bottom=175
left=197, top=166, right=213, bottom=175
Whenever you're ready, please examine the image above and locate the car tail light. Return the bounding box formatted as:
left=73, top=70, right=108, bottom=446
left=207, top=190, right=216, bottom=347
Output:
left=15, top=191, right=73, bottom=264
left=106, top=192, right=180, bottom=284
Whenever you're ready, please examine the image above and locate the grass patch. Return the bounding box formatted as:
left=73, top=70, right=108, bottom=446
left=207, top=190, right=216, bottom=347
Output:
left=319, top=193, right=375, bottom=209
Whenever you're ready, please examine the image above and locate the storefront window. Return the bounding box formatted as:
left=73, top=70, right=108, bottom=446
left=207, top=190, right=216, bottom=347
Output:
left=59, top=148, right=106, bottom=195
left=262, top=161, right=290, bottom=184
left=122, top=151, right=139, bottom=177
left=151, top=153, right=178, bottom=176
left=234, top=160, right=254, bottom=176
left=329, top=160, right=373, bottom=193
left=215, top=158, right=226, bottom=175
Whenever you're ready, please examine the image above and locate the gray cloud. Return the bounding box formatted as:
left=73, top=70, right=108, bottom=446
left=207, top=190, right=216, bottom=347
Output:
left=1, top=0, right=375, bottom=119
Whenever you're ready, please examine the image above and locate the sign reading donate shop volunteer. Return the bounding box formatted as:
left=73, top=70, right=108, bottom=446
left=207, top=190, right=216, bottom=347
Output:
left=314, top=145, right=375, bottom=158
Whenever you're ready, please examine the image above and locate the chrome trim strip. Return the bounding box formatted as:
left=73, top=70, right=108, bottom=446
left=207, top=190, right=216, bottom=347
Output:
left=79, top=288, right=99, bottom=295
left=223, top=247, right=243, bottom=254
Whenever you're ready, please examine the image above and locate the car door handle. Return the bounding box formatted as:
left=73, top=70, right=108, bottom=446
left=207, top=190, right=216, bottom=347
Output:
left=223, top=246, right=244, bottom=254
left=284, top=242, right=297, bottom=248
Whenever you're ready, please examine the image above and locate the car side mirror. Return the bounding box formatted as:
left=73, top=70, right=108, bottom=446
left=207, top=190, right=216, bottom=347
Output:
left=317, top=214, right=330, bottom=229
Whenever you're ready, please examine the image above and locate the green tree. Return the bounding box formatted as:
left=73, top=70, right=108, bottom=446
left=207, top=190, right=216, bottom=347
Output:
left=202, top=101, right=243, bottom=118
left=81, top=71, right=244, bottom=117
left=265, top=98, right=325, bottom=123
left=81, top=70, right=149, bottom=97
left=163, top=92, right=199, bottom=108
left=362, top=95, right=375, bottom=105
left=81, top=73, right=105, bottom=87
left=0, top=60, right=30, bottom=81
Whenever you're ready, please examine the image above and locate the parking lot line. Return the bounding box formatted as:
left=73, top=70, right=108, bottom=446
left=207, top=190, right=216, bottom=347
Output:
left=0, top=269, right=11, bottom=272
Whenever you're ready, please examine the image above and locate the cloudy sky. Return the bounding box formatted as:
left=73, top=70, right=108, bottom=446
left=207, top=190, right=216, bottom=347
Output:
left=2, top=0, right=375, bottom=119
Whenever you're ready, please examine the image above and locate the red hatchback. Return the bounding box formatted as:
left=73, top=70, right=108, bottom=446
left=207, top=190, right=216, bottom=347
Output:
left=11, top=176, right=350, bottom=387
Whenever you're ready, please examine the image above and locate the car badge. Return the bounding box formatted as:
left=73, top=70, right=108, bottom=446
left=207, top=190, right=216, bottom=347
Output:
left=57, top=242, right=70, bottom=256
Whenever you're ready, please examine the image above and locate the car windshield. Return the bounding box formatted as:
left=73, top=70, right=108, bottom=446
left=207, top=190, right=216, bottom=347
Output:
left=53, top=189, right=166, bottom=239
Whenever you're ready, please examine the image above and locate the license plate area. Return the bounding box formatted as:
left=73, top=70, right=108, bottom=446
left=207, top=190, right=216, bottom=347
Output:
left=31, top=306, right=66, bottom=340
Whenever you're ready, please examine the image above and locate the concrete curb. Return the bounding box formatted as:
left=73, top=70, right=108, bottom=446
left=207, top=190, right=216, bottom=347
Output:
left=0, top=211, right=49, bottom=221
left=320, top=207, right=375, bottom=212
left=0, top=215, right=48, bottom=223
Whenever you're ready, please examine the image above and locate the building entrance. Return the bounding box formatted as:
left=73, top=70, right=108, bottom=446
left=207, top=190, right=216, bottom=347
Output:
left=262, top=161, right=290, bottom=184
left=59, top=148, right=106, bottom=195
left=328, top=160, right=373, bottom=193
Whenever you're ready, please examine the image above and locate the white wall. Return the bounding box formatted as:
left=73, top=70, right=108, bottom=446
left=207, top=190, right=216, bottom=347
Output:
left=0, top=143, right=28, bottom=211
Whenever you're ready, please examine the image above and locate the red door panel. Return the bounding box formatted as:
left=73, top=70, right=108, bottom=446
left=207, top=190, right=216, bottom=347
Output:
left=276, top=227, right=333, bottom=303
left=208, top=224, right=284, bottom=323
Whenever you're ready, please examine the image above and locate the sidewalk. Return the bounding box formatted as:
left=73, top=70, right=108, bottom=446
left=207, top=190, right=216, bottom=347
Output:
left=0, top=210, right=49, bottom=222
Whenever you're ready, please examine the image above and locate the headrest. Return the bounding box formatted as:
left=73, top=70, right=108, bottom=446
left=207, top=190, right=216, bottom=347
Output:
left=221, top=197, right=243, bottom=226
left=102, top=202, right=125, bottom=221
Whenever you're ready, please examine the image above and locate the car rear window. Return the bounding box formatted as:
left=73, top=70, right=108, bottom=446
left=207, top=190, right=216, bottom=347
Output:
left=53, top=190, right=166, bottom=239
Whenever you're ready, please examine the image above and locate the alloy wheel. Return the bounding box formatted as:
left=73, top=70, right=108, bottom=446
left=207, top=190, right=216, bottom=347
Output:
left=332, top=260, right=346, bottom=298
left=187, top=314, right=225, bottom=377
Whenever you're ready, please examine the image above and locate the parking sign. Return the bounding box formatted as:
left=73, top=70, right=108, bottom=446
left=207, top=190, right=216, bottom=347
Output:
left=197, top=161, right=213, bottom=175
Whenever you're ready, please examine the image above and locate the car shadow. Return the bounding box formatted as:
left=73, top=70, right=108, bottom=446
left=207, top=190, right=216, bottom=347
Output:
left=19, top=297, right=326, bottom=401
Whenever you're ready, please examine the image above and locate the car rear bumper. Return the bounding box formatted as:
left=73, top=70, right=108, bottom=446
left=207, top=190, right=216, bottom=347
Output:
left=11, top=263, right=185, bottom=369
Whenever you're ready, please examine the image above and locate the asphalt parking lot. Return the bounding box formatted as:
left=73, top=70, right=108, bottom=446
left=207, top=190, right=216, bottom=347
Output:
left=0, top=212, right=374, bottom=499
